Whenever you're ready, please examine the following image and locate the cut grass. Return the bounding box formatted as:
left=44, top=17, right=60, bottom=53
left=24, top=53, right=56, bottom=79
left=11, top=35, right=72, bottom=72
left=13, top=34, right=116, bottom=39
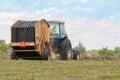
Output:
left=0, top=59, right=120, bottom=80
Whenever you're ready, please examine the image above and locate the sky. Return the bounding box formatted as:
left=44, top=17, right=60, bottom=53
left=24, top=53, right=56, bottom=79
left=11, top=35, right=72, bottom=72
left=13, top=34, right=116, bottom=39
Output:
left=0, top=0, right=120, bottom=50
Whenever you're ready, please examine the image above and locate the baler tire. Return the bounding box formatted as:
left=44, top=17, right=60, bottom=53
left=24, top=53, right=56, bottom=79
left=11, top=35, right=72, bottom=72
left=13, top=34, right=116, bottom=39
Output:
left=73, top=50, right=80, bottom=60
left=60, top=39, right=72, bottom=60
left=43, top=49, right=51, bottom=60
left=10, top=53, right=17, bottom=60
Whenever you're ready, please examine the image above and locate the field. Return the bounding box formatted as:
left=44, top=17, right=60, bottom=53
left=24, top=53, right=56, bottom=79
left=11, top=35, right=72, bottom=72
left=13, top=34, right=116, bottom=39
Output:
left=0, top=59, right=120, bottom=80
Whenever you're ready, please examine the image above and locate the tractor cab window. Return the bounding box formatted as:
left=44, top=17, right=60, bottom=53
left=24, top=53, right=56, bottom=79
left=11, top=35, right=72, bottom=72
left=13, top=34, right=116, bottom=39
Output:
left=60, top=23, right=67, bottom=35
left=49, top=22, right=59, bottom=36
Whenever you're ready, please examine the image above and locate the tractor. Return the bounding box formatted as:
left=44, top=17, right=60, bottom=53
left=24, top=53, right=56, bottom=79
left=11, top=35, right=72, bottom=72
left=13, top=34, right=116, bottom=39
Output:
left=10, top=19, right=80, bottom=60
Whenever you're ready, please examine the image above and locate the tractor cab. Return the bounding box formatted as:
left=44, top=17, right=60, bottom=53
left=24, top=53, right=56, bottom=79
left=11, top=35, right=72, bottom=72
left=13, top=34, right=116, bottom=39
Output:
left=47, top=20, right=68, bottom=40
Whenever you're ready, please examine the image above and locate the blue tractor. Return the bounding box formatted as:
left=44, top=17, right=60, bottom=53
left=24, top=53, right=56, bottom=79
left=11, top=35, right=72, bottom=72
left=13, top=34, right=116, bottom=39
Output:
left=48, top=20, right=80, bottom=60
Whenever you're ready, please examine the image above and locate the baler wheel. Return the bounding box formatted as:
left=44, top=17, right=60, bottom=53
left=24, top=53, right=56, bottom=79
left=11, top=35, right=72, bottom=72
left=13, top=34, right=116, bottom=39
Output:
left=10, top=52, right=17, bottom=60
left=43, top=49, right=51, bottom=60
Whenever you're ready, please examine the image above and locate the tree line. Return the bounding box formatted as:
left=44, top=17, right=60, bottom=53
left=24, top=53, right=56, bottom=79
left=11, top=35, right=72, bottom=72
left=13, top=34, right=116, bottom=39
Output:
left=73, top=41, right=120, bottom=56
left=0, top=40, right=120, bottom=57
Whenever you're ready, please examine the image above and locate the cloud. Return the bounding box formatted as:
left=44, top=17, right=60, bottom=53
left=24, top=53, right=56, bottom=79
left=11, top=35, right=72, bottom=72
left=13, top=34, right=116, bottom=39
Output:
left=63, top=17, right=120, bottom=50
left=102, top=15, right=120, bottom=24
left=0, top=10, right=120, bottom=50
left=73, top=7, right=94, bottom=12
left=80, top=0, right=89, bottom=3
left=35, top=7, right=57, bottom=15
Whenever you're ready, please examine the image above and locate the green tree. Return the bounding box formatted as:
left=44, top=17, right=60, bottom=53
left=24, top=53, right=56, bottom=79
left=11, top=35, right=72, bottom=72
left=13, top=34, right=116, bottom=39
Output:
left=114, top=46, right=120, bottom=54
left=73, top=41, right=86, bottom=53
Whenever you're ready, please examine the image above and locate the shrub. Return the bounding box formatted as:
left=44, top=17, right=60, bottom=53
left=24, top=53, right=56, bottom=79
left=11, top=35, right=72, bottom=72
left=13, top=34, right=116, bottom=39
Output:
left=98, top=47, right=115, bottom=56
left=0, top=43, right=11, bottom=54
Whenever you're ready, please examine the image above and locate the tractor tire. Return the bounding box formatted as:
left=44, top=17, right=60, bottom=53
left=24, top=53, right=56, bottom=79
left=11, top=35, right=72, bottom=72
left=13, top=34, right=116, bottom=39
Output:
left=10, top=52, right=17, bottom=60
left=43, top=49, right=51, bottom=60
left=60, top=39, right=72, bottom=60
left=72, top=50, right=80, bottom=60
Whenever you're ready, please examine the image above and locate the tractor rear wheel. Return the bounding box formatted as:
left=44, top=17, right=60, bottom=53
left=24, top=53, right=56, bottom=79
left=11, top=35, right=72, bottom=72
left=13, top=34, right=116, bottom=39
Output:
left=60, top=39, right=72, bottom=60
left=43, top=49, right=51, bottom=60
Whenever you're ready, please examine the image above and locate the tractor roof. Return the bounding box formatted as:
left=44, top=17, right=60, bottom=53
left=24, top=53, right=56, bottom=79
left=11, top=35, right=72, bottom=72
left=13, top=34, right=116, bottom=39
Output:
left=47, top=20, right=64, bottom=24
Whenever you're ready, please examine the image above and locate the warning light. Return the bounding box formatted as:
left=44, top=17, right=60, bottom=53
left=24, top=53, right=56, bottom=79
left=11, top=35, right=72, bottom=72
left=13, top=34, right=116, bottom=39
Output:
left=20, top=41, right=26, bottom=48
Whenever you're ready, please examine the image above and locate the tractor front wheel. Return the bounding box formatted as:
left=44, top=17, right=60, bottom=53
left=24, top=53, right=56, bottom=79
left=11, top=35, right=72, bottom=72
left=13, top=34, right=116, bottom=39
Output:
left=72, top=50, right=80, bottom=60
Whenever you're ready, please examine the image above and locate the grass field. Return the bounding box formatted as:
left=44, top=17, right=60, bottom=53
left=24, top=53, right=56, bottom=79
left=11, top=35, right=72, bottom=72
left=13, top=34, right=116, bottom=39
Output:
left=0, top=59, right=120, bottom=80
